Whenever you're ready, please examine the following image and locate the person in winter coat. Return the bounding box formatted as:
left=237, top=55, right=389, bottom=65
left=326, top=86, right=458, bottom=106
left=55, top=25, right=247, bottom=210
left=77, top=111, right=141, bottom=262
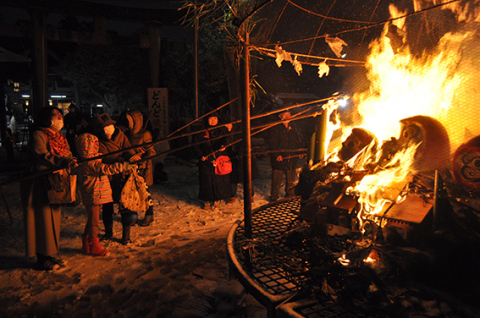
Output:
left=121, top=110, right=157, bottom=226
left=194, top=112, right=233, bottom=210
left=19, top=106, right=78, bottom=271
left=94, top=113, right=142, bottom=245
left=268, top=109, right=305, bottom=202
left=75, top=133, right=137, bottom=256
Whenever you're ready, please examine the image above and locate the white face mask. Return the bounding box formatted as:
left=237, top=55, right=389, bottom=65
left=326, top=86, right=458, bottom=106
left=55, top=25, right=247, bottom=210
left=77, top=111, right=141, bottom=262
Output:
left=104, top=125, right=115, bottom=137
left=50, top=119, right=64, bottom=132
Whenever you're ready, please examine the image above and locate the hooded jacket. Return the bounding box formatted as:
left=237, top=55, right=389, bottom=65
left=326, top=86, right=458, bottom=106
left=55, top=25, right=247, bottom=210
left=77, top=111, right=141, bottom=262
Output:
left=76, top=133, right=126, bottom=205
left=125, top=110, right=156, bottom=186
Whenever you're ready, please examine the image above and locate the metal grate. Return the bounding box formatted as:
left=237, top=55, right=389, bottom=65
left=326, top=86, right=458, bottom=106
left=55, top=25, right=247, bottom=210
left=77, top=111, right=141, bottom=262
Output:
left=291, top=301, right=364, bottom=318
left=231, top=197, right=367, bottom=318
left=233, top=197, right=302, bottom=296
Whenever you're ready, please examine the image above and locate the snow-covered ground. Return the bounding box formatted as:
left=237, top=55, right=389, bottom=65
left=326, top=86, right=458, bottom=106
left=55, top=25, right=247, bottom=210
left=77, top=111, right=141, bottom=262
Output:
left=0, top=155, right=279, bottom=318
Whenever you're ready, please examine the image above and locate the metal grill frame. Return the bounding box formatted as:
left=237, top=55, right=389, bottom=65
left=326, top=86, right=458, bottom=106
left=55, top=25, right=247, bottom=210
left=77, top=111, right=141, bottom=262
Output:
left=227, top=196, right=369, bottom=318
left=227, top=197, right=302, bottom=317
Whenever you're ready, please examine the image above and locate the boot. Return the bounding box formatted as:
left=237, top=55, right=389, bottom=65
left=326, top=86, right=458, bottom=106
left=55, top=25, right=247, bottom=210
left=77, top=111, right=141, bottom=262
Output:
left=48, top=254, right=66, bottom=267
left=36, top=253, right=57, bottom=271
left=88, top=237, right=109, bottom=256
left=122, top=225, right=131, bottom=245
left=121, top=211, right=138, bottom=244
left=139, top=214, right=153, bottom=227
left=101, top=203, right=114, bottom=241
left=100, top=227, right=113, bottom=241
left=82, top=234, right=89, bottom=254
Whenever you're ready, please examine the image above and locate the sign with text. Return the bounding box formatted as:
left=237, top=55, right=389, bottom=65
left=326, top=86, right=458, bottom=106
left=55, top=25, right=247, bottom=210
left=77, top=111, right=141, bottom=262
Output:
left=147, top=88, right=169, bottom=138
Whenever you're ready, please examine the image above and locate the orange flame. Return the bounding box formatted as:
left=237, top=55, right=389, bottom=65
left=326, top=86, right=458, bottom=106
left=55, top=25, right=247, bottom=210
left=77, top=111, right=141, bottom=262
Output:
left=353, top=28, right=464, bottom=144
left=330, top=3, right=480, bottom=225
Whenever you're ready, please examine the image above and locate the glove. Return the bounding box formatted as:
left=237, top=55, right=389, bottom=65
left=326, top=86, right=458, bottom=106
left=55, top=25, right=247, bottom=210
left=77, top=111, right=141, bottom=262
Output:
left=68, top=157, right=78, bottom=168
left=123, top=162, right=138, bottom=172
left=62, top=157, right=78, bottom=169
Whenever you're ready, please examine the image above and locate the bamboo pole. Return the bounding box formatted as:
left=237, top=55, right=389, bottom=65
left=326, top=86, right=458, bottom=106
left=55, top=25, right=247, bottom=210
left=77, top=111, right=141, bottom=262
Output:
left=241, top=37, right=252, bottom=238
left=0, top=108, right=323, bottom=188
left=166, top=94, right=339, bottom=141
left=167, top=98, right=238, bottom=138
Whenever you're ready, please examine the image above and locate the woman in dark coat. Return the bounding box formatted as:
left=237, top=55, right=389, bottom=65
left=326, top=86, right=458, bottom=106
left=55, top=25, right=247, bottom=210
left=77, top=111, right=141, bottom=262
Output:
left=94, top=113, right=140, bottom=244
left=194, top=113, right=233, bottom=210
left=20, top=107, right=77, bottom=271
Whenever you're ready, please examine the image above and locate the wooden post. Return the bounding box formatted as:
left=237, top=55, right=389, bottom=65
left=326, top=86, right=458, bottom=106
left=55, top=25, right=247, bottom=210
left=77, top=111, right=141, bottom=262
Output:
left=194, top=13, right=199, bottom=119
left=148, top=22, right=161, bottom=88
left=240, top=37, right=252, bottom=238
left=30, top=10, right=48, bottom=113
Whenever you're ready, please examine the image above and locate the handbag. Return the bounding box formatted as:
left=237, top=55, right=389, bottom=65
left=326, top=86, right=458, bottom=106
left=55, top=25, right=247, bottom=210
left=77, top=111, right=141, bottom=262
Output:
left=47, top=169, right=77, bottom=205
left=213, top=155, right=232, bottom=175
left=206, top=131, right=232, bottom=175
left=120, top=169, right=150, bottom=215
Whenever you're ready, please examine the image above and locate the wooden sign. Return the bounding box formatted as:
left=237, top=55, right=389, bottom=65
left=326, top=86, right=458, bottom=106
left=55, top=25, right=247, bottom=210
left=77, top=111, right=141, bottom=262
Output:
left=147, top=88, right=169, bottom=138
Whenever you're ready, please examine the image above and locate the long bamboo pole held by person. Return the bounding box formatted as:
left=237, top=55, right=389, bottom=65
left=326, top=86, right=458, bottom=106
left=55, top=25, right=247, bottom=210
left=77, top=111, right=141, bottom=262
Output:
left=108, top=94, right=340, bottom=159
left=0, top=97, right=332, bottom=188
left=167, top=98, right=238, bottom=138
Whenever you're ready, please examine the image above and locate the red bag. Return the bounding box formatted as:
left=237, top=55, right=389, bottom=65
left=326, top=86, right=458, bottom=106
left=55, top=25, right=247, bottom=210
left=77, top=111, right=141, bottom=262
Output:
left=213, top=155, right=232, bottom=175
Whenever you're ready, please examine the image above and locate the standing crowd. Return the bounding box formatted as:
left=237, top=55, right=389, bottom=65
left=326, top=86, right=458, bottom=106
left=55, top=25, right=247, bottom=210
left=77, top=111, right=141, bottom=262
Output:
left=19, top=106, right=157, bottom=270
left=18, top=104, right=306, bottom=271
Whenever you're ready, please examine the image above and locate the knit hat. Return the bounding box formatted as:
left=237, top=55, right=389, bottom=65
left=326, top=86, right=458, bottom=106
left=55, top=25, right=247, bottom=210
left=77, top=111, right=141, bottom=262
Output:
left=75, top=133, right=100, bottom=159
left=95, top=113, right=116, bottom=128
left=207, top=111, right=219, bottom=119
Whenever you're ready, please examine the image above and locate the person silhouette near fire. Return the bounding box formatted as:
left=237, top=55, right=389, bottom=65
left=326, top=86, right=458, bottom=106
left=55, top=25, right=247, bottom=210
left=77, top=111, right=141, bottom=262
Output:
left=268, top=109, right=305, bottom=202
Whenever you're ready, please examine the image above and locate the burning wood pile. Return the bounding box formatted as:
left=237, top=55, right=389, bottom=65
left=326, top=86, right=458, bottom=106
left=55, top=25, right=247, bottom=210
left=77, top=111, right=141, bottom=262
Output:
left=298, top=115, right=452, bottom=242
left=283, top=114, right=480, bottom=316
left=273, top=3, right=480, bottom=315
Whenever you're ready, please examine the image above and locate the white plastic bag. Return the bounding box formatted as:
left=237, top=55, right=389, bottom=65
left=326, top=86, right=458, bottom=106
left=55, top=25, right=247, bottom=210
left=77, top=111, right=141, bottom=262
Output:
left=120, top=170, right=150, bottom=215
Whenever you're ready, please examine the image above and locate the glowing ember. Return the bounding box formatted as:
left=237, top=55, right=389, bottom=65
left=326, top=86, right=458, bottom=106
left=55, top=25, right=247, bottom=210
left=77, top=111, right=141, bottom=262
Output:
left=363, top=249, right=380, bottom=264
left=337, top=253, right=350, bottom=266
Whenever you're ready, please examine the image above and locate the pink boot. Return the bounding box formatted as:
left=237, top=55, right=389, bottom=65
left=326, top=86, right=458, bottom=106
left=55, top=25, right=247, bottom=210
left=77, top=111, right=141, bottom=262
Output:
left=88, top=237, right=109, bottom=256
left=82, top=234, right=89, bottom=254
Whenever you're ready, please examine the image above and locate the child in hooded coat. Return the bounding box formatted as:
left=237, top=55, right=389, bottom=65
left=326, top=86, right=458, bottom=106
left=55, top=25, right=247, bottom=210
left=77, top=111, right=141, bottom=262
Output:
left=75, top=133, right=137, bottom=256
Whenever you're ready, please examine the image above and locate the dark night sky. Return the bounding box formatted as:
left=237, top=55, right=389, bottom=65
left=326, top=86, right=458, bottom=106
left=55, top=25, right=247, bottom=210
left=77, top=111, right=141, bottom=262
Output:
left=0, top=1, right=186, bottom=39
left=87, top=0, right=180, bottom=9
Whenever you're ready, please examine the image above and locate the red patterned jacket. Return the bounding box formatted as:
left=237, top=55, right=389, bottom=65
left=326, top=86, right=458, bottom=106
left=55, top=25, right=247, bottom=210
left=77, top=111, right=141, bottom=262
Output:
left=75, top=133, right=126, bottom=205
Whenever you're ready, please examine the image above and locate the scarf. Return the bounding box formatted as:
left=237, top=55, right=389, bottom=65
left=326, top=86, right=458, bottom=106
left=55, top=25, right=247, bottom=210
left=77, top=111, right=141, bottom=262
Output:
left=40, top=128, right=69, bottom=157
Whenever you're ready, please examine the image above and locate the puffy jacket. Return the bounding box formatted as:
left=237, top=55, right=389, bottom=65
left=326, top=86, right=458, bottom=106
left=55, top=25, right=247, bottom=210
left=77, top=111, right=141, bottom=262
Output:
left=75, top=133, right=126, bottom=205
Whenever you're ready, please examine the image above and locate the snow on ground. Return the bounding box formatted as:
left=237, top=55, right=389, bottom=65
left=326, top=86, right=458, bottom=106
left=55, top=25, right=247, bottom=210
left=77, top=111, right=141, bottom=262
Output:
left=0, top=156, right=279, bottom=318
